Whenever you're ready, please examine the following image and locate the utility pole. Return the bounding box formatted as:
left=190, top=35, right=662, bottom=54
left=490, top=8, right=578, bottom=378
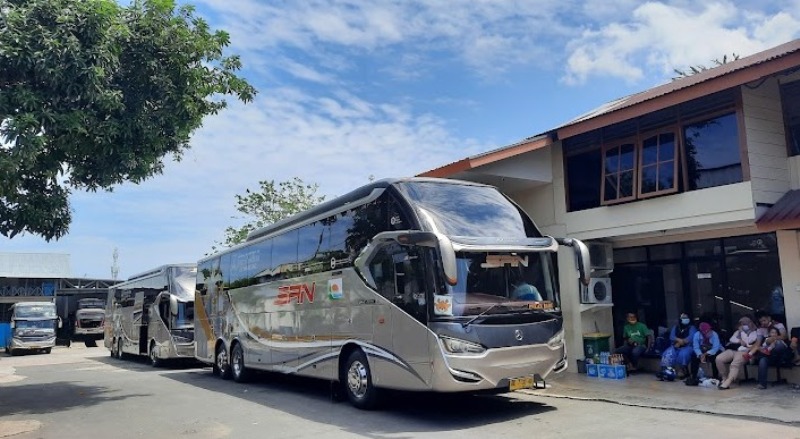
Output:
left=111, top=248, right=120, bottom=280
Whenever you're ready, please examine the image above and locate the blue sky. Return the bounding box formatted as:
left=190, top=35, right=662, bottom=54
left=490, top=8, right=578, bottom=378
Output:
left=2, top=0, right=799, bottom=280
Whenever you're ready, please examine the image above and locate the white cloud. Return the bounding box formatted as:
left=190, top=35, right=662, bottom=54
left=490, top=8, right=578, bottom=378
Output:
left=562, top=1, right=800, bottom=85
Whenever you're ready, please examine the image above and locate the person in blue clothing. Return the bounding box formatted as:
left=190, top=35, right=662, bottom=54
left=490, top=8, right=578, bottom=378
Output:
left=659, top=312, right=696, bottom=380
left=686, top=322, right=722, bottom=385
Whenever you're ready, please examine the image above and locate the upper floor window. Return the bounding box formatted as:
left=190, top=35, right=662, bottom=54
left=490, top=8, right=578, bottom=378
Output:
left=683, top=112, right=742, bottom=190
left=566, top=109, right=742, bottom=211
left=781, top=80, right=800, bottom=157
left=600, top=130, right=680, bottom=205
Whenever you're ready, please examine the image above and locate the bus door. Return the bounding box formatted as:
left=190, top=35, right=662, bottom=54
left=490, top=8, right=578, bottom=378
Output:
left=368, top=244, right=432, bottom=385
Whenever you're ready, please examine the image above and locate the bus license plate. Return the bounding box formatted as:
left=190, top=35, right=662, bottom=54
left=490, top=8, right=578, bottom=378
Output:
left=509, top=376, right=534, bottom=391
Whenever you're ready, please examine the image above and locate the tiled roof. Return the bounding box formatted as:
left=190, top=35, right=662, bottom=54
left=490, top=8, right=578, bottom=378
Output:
left=756, top=189, right=800, bottom=232
left=553, top=39, right=800, bottom=138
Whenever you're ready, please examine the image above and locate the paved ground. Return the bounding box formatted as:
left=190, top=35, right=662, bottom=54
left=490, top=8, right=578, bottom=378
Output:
left=528, top=370, right=800, bottom=424
left=1, top=346, right=799, bottom=439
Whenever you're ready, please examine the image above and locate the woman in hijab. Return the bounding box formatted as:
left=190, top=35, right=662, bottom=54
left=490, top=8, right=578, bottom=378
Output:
left=715, top=316, right=761, bottom=390
left=686, top=321, right=722, bottom=385
left=659, top=312, right=696, bottom=380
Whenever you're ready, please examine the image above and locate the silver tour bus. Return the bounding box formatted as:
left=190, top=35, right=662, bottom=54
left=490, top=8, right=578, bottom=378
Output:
left=195, top=178, right=589, bottom=409
left=105, top=264, right=197, bottom=366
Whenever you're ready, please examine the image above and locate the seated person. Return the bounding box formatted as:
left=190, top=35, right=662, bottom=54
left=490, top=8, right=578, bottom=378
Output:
left=659, top=312, right=696, bottom=380
left=716, top=316, right=760, bottom=390
left=759, top=327, right=787, bottom=356
left=511, top=282, right=542, bottom=301
left=791, top=328, right=800, bottom=366
left=615, top=312, right=651, bottom=372
left=686, top=322, right=721, bottom=384
left=755, top=312, right=789, bottom=390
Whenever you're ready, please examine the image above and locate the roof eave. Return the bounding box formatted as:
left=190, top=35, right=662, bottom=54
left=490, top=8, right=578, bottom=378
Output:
left=556, top=50, right=800, bottom=140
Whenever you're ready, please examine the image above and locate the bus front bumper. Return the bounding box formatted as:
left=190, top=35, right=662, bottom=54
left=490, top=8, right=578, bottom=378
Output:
left=9, top=337, right=56, bottom=351
left=430, top=342, right=566, bottom=393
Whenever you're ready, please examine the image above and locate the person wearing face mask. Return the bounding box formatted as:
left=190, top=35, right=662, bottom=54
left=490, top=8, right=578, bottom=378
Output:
left=715, top=316, right=760, bottom=390
left=658, top=313, right=697, bottom=380
left=615, top=312, right=651, bottom=373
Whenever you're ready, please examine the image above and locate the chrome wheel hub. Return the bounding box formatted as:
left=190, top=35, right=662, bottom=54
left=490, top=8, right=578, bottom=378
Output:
left=347, top=360, right=368, bottom=398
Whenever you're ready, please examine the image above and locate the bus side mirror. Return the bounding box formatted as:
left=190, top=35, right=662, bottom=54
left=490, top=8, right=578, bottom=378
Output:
left=170, top=295, right=178, bottom=316
left=9, top=321, right=14, bottom=329
left=556, top=237, right=591, bottom=287
left=436, top=234, right=458, bottom=286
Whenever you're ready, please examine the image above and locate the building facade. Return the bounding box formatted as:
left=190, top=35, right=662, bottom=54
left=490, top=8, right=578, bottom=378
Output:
left=421, top=39, right=800, bottom=376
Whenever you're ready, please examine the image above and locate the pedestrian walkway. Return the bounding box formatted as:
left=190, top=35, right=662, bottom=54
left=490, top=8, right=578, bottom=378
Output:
left=523, top=372, right=800, bottom=424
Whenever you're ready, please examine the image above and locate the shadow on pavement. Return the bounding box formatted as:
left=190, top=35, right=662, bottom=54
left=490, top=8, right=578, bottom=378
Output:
left=164, top=369, right=556, bottom=436
left=90, top=354, right=204, bottom=372
left=0, top=380, right=151, bottom=417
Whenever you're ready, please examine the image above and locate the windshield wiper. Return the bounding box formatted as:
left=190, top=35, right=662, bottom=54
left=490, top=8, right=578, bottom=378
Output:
left=462, top=303, right=502, bottom=329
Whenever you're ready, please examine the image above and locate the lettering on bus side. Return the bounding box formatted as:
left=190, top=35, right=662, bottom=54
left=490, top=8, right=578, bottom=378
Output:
left=274, top=283, right=316, bottom=306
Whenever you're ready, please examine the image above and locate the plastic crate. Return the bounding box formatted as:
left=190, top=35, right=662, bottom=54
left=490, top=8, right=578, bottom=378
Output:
left=586, top=363, right=599, bottom=377
left=598, top=364, right=626, bottom=380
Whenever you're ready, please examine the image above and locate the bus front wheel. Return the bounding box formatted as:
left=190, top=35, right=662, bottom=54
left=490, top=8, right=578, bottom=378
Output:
left=231, top=343, right=251, bottom=383
left=343, top=349, right=379, bottom=410
left=215, top=344, right=232, bottom=380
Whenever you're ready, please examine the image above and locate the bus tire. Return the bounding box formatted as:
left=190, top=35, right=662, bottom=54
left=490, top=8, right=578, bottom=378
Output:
left=43, top=348, right=51, bottom=354
left=149, top=341, right=162, bottom=368
left=215, top=344, right=232, bottom=380
left=85, top=339, right=97, bottom=348
left=342, top=349, right=380, bottom=410
left=116, top=338, right=125, bottom=360
left=231, top=343, right=251, bottom=383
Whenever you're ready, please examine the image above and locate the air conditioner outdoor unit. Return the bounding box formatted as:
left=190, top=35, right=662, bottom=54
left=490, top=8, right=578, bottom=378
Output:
left=582, top=277, right=613, bottom=305
left=587, top=241, right=614, bottom=272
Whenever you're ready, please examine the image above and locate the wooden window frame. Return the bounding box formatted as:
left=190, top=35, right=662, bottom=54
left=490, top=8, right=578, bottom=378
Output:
left=600, top=137, right=638, bottom=205
left=637, top=127, right=680, bottom=199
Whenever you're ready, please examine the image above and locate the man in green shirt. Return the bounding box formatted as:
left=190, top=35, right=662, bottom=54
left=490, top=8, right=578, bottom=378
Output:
left=615, top=312, right=651, bottom=372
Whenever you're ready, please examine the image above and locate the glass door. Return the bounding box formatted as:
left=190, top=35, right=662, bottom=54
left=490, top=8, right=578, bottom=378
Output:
left=687, top=260, right=728, bottom=332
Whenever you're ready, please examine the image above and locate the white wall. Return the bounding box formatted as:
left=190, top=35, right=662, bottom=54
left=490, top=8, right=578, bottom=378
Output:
left=563, top=182, right=755, bottom=240
left=742, top=78, right=791, bottom=205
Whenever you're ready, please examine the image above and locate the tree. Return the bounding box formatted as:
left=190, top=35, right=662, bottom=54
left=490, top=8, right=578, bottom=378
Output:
left=673, top=53, right=740, bottom=80
left=215, top=178, right=326, bottom=250
left=0, top=0, right=256, bottom=240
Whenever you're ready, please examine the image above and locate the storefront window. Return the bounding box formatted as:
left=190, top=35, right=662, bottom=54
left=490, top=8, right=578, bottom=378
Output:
left=611, top=233, right=782, bottom=335
left=649, top=243, right=681, bottom=261
left=684, top=239, right=722, bottom=257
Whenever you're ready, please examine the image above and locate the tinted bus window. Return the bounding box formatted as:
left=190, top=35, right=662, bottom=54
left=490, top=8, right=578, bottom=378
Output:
left=298, top=221, right=327, bottom=275
left=272, top=229, right=298, bottom=279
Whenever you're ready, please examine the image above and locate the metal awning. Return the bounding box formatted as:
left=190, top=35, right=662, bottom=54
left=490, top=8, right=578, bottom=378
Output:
left=756, top=189, right=800, bottom=231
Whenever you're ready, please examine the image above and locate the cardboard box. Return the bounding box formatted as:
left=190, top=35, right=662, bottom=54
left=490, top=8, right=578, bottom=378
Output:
left=586, top=363, right=599, bottom=377
left=598, top=364, right=626, bottom=380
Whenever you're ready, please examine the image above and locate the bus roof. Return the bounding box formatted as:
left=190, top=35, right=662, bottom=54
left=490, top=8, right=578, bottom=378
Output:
left=199, top=177, right=495, bottom=263
left=125, top=263, right=197, bottom=282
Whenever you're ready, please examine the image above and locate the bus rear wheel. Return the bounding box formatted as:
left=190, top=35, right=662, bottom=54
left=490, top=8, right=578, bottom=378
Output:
left=116, top=338, right=124, bottom=360
left=231, top=343, right=251, bottom=383
left=342, top=349, right=379, bottom=410
left=215, top=344, right=232, bottom=380
left=149, top=341, right=162, bottom=368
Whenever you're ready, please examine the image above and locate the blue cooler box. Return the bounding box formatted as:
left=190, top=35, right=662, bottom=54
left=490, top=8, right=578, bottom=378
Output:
left=598, top=364, right=626, bottom=380
left=586, top=363, right=599, bottom=377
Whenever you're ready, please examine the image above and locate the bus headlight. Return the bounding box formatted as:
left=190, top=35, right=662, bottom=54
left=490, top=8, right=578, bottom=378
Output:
left=440, top=336, right=486, bottom=355
left=548, top=330, right=565, bottom=348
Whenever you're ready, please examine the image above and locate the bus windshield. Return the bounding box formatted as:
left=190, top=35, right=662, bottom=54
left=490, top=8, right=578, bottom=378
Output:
left=437, top=251, right=558, bottom=318
left=396, top=181, right=536, bottom=238
left=13, top=304, right=57, bottom=319
left=15, top=320, right=57, bottom=330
